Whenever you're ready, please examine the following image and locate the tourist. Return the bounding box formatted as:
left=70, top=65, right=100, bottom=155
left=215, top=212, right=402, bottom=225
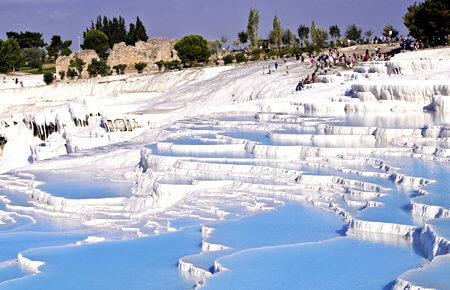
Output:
left=275, top=62, right=278, bottom=70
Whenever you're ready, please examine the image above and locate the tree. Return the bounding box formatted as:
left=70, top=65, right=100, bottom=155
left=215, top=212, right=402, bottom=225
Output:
left=297, top=25, right=310, bottom=46
left=87, top=15, right=128, bottom=48
left=207, top=40, right=222, bottom=57
left=345, top=24, right=362, bottom=41
left=135, top=17, right=149, bottom=42
left=0, top=38, right=22, bottom=71
left=69, top=58, right=86, bottom=78
left=22, top=47, right=46, bottom=68
left=223, top=54, right=234, bottom=65
left=310, top=21, right=317, bottom=47
left=364, top=30, right=373, bottom=42
left=220, top=35, right=228, bottom=46
left=43, top=72, right=54, bottom=85
left=272, top=15, right=282, bottom=50
left=329, top=25, right=341, bottom=39
left=282, top=29, right=297, bottom=47
left=82, top=30, right=109, bottom=59
left=134, top=62, right=147, bottom=73
left=46, top=35, right=72, bottom=59
left=174, top=35, right=211, bottom=65
left=238, top=31, right=248, bottom=47
left=314, top=27, right=329, bottom=49
left=87, top=59, right=111, bottom=77
left=246, top=8, right=259, bottom=49
left=6, top=31, right=46, bottom=49
left=382, top=24, right=399, bottom=38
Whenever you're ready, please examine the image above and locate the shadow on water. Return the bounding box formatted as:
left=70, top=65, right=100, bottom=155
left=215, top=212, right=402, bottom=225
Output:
left=382, top=280, right=396, bottom=290
left=336, top=224, right=349, bottom=236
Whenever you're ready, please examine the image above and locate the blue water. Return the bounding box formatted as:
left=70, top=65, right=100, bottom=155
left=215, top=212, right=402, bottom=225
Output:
left=0, top=228, right=201, bottom=290
left=34, top=172, right=132, bottom=199
left=399, top=255, right=450, bottom=289
left=207, top=203, right=345, bottom=249
left=204, top=237, right=426, bottom=290
left=0, top=264, right=29, bottom=284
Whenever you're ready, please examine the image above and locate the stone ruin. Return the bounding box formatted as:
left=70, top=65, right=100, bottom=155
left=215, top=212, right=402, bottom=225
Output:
left=55, top=38, right=178, bottom=78
left=56, top=50, right=99, bottom=80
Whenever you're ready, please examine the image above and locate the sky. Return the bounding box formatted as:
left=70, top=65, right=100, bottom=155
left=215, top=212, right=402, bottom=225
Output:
left=0, top=0, right=417, bottom=49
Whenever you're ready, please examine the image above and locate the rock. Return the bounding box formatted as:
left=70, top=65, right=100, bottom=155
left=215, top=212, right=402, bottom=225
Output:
left=55, top=50, right=100, bottom=80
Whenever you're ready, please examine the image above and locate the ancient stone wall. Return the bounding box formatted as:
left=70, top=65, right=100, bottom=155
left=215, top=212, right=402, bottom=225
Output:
left=56, top=38, right=178, bottom=77
left=55, top=50, right=99, bottom=80
left=107, top=38, right=178, bottom=73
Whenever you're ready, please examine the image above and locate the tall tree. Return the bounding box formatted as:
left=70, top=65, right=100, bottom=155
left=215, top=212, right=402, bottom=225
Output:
left=329, top=25, right=341, bottom=39
left=345, top=24, right=362, bottom=41
left=297, top=25, right=310, bottom=46
left=135, top=17, right=149, bottom=42
left=364, top=30, right=373, bottom=39
left=282, top=29, right=296, bottom=47
left=246, top=8, right=259, bottom=49
left=272, top=15, right=282, bottom=50
left=310, top=21, right=317, bottom=46
left=126, top=23, right=137, bottom=46
left=0, top=38, right=22, bottom=71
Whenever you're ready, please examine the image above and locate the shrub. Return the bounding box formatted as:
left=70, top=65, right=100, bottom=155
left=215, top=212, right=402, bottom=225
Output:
left=87, top=59, right=111, bottom=77
left=223, top=54, right=234, bottom=65
left=235, top=53, right=248, bottom=63
left=69, top=58, right=86, bottom=78
left=174, top=35, right=211, bottom=65
left=43, top=72, right=54, bottom=85
left=155, top=60, right=164, bottom=71
left=59, top=70, right=65, bottom=80
left=113, top=64, right=127, bottom=74
left=67, top=68, right=77, bottom=79
left=134, top=62, right=147, bottom=73
left=164, top=60, right=180, bottom=70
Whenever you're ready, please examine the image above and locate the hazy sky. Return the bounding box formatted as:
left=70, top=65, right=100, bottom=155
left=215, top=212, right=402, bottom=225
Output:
left=0, top=0, right=416, bottom=48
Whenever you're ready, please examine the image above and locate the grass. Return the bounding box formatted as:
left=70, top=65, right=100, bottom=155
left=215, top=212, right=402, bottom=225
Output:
left=16, top=63, right=56, bottom=75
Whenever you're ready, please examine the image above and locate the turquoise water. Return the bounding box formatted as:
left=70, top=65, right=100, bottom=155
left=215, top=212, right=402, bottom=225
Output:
left=204, top=237, right=426, bottom=290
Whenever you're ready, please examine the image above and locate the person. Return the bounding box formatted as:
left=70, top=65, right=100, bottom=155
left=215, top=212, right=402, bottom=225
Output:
left=296, top=81, right=302, bottom=91
left=20, top=81, right=23, bottom=87
left=268, top=64, right=271, bottom=75
left=275, top=62, right=278, bottom=70
left=2, top=76, right=5, bottom=83
left=15, top=78, right=18, bottom=85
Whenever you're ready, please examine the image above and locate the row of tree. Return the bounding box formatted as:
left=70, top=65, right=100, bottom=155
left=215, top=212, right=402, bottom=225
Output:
left=235, top=8, right=401, bottom=52
left=85, top=15, right=148, bottom=49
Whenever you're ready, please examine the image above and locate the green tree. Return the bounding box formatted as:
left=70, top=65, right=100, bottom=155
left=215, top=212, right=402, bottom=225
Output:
left=6, top=31, right=46, bottom=49
left=127, top=23, right=137, bottom=46
left=272, top=15, right=282, bottom=51
left=46, top=35, right=73, bottom=59
left=61, top=47, right=72, bottom=56
left=22, top=47, right=46, bottom=68
left=238, top=31, right=248, bottom=47
left=297, top=25, right=310, bottom=46
left=43, top=72, right=54, bottom=85
left=314, top=27, right=329, bottom=49
left=345, top=24, right=362, bottom=41
left=69, top=57, right=86, bottom=78
left=82, top=30, right=109, bottom=59
left=235, top=52, right=248, bottom=63
left=246, top=8, right=259, bottom=49
left=329, top=25, right=341, bottom=39
left=134, top=61, right=147, bottom=73
left=364, top=30, right=373, bottom=39
left=87, top=59, right=111, bottom=77
left=135, top=17, right=149, bottom=42
left=174, top=35, right=211, bottom=65
left=223, top=54, right=234, bottom=65
left=310, top=21, right=317, bottom=46
left=382, top=24, right=399, bottom=38
left=0, top=38, right=22, bottom=71
left=87, top=15, right=128, bottom=48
